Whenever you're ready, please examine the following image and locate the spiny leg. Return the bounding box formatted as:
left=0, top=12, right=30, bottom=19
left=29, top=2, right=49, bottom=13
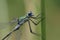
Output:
left=35, top=13, right=41, bottom=17
left=28, top=20, right=33, bottom=33
left=31, top=13, right=41, bottom=19
left=28, top=20, right=41, bottom=36
left=31, top=16, right=41, bottom=19
left=30, top=13, right=45, bottom=25
left=30, top=17, right=45, bottom=25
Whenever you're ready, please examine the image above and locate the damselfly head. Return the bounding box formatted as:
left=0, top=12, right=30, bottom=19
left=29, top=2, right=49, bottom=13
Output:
left=28, top=11, right=34, bottom=17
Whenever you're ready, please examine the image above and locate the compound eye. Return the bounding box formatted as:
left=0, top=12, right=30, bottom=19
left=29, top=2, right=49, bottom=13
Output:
left=28, top=13, right=32, bottom=16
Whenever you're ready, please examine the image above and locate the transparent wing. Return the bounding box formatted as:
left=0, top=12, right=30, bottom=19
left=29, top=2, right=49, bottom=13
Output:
left=8, top=17, right=18, bottom=25
left=0, top=17, right=18, bottom=25
left=0, top=17, right=18, bottom=30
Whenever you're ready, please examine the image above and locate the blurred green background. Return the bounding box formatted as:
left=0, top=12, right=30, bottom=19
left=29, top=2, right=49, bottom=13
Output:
left=46, top=0, right=60, bottom=40
left=0, top=0, right=60, bottom=40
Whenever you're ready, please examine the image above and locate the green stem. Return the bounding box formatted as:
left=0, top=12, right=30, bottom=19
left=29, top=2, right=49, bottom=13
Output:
left=41, top=0, right=46, bottom=40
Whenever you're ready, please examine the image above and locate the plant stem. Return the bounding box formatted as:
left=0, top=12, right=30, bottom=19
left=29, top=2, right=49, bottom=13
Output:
left=41, top=0, right=46, bottom=40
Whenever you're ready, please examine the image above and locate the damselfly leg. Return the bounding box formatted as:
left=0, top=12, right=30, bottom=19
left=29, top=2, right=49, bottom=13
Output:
left=28, top=20, right=33, bottom=33
left=30, top=17, right=45, bottom=25
left=28, top=20, right=38, bottom=36
left=30, top=13, right=45, bottom=25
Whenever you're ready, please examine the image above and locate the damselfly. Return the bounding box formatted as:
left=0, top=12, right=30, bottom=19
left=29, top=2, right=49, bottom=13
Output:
left=2, top=11, right=44, bottom=40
